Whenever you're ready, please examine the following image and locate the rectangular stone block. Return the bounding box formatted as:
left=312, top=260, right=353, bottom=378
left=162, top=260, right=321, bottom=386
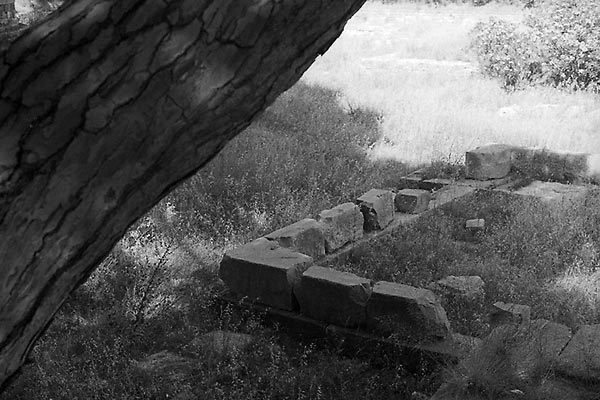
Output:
left=367, top=281, right=451, bottom=343
left=356, top=189, right=395, bottom=231
left=219, top=238, right=313, bottom=310
left=465, top=144, right=515, bottom=180
left=395, top=189, right=431, bottom=214
left=296, top=266, right=372, bottom=328
left=265, top=218, right=325, bottom=259
left=317, top=203, right=363, bottom=253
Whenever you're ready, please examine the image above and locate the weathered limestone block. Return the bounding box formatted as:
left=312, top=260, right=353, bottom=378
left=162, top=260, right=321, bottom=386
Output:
left=356, top=189, right=395, bottom=231
left=395, top=189, right=431, bottom=214
left=265, top=218, right=325, bottom=259
left=317, top=203, right=363, bottom=253
left=219, top=238, right=313, bottom=310
left=429, top=276, right=485, bottom=300
left=489, top=301, right=531, bottom=329
left=512, top=181, right=588, bottom=205
left=557, top=324, right=600, bottom=381
left=296, top=266, right=372, bottom=328
left=366, top=281, right=451, bottom=343
left=465, top=144, right=515, bottom=180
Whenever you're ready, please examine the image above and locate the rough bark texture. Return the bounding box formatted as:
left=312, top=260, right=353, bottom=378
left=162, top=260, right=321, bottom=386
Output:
left=0, top=0, right=366, bottom=387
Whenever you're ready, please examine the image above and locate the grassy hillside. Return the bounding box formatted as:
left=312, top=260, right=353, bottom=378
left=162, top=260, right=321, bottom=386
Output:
left=3, top=1, right=599, bottom=399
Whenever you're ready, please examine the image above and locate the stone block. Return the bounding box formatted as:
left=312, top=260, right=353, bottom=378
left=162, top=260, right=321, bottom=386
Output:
left=317, top=203, right=363, bottom=253
left=512, top=181, right=588, bottom=205
left=489, top=301, right=531, bottom=329
left=428, top=185, right=475, bottom=209
left=219, top=238, right=313, bottom=310
left=395, top=189, right=431, bottom=214
left=557, top=324, right=600, bottom=381
left=356, top=189, right=395, bottom=231
left=465, top=144, right=514, bottom=180
left=464, top=219, right=485, bottom=242
left=296, top=266, right=371, bottom=328
left=265, top=218, right=325, bottom=259
left=366, top=281, right=451, bottom=343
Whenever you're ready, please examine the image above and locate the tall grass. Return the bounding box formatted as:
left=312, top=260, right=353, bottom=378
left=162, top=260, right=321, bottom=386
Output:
left=332, top=188, right=600, bottom=336
left=303, top=1, right=600, bottom=164
left=1, top=83, right=420, bottom=399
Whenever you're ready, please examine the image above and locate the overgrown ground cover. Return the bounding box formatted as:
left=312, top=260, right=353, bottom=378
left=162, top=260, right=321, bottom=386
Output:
left=4, top=1, right=600, bottom=399
left=303, top=1, right=600, bottom=163
left=329, top=188, right=600, bottom=337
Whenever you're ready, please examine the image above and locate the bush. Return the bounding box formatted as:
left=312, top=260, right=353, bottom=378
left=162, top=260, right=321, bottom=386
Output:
left=470, top=0, right=600, bottom=91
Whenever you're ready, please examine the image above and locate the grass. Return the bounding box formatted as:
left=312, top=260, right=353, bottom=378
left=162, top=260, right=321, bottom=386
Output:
left=303, top=1, right=600, bottom=164
left=3, top=1, right=600, bottom=399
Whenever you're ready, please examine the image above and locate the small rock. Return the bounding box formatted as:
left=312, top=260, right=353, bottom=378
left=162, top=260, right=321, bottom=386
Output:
left=395, top=189, right=431, bottom=214
left=356, top=189, right=395, bottom=231
left=465, top=219, right=485, bottom=230
left=489, top=301, right=531, bottom=329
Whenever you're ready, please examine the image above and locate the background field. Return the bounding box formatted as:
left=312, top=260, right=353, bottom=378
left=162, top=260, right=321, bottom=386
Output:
left=303, top=1, right=600, bottom=164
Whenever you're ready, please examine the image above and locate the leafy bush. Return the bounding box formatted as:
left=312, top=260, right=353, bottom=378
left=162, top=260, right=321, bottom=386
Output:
left=470, top=0, right=600, bottom=91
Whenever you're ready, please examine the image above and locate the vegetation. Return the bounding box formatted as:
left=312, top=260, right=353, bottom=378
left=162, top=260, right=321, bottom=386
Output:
left=471, top=0, right=600, bottom=91
left=2, top=0, right=599, bottom=398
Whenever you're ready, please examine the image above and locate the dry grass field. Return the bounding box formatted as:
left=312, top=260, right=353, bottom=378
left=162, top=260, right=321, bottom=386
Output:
left=303, top=1, right=600, bottom=164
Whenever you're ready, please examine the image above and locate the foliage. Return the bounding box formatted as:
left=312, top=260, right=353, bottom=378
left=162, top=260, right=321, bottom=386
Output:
left=470, top=0, right=600, bottom=91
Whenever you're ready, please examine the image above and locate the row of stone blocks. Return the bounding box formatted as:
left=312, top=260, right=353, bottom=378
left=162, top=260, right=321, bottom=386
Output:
left=220, top=238, right=450, bottom=343
left=466, top=143, right=600, bottom=181
left=258, top=187, right=430, bottom=260
left=219, top=188, right=446, bottom=344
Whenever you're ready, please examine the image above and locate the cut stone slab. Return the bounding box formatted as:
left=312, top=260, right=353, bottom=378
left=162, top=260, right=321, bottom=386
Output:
left=489, top=301, right=531, bottom=329
left=366, top=281, right=451, bottom=343
left=511, top=181, right=588, bottom=205
left=557, top=324, right=600, bottom=381
left=395, top=189, right=431, bottom=214
left=265, top=218, right=325, bottom=259
left=296, top=266, right=372, bottom=328
left=430, top=276, right=485, bottom=300
left=465, top=144, right=515, bottom=180
left=428, top=185, right=475, bottom=209
left=356, top=189, right=395, bottom=231
left=317, top=203, right=363, bottom=253
left=219, top=238, right=313, bottom=310
left=422, top=178, right=453, bottom=191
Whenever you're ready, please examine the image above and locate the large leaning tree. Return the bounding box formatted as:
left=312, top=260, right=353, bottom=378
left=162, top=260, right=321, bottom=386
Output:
left=0, top=0, right=366, bottom=388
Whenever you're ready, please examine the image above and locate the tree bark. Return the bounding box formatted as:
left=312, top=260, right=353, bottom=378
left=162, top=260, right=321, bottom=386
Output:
left=0, top=0, right=366, bottom=388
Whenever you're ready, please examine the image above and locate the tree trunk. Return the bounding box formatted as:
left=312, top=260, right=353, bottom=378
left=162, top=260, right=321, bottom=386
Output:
left=0, top=0, right=366, bottom=388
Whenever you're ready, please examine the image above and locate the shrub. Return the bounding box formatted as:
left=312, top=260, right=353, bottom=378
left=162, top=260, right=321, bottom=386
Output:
left=470, top=0, right=600, bottom=91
